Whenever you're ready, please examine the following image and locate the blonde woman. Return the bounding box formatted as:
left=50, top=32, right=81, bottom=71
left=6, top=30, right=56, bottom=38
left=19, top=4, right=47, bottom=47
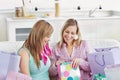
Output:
left=18, top=20, right=54, bottom=80
left=49, top=18, right=92, bottom=80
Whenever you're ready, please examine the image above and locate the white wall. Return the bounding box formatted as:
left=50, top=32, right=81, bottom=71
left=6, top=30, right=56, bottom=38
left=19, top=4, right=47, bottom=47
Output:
left=0, top=0, right=120, bottom=11
left=22, top=0, right=120, bottom=11
left=0, top=0, right=120, bottom=41
left=0, top=13, right=13, bottom=41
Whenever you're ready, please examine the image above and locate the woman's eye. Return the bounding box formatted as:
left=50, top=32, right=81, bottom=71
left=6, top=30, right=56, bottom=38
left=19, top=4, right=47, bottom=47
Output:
left=71, top=32, right=75, bottom=35
left=65, top=31, right=69, bottom=33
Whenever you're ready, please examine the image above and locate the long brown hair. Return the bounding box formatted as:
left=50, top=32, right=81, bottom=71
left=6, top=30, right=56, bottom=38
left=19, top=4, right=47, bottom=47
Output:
left=23, top=20, right=53, bottom=69
left=58, top=18, right=82, bottom=48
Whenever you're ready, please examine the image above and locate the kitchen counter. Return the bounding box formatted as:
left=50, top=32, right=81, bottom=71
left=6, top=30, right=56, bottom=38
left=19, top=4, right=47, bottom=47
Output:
left=6, top=15, right=120, bottom=22
left=4, top=9, right=120, bottom=21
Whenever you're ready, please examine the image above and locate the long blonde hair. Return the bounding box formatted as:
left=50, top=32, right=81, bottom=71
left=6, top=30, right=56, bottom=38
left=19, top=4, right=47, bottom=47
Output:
left=23, top=20, right=54, bottom=69
left=58, top=18, right=82, bottom=48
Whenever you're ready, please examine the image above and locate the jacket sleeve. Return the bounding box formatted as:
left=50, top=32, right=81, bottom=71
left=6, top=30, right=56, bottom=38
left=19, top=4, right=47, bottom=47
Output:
left=79, top=40, right=91, bottom=72
left=49, top=46, right=59, bottom=77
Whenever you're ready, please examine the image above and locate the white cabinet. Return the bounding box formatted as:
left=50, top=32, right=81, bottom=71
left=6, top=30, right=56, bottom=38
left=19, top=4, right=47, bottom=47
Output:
left=6, top=18, right=120, bottom=42
left=6, top=18, right=65, bottom=42
left=6, top=18, right=38, bottom=41
left=15, top=28, right=31, bottom=41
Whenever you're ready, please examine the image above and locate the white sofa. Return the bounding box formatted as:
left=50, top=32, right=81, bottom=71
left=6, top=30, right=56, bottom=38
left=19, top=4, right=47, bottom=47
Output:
left=0, top=41, right=24, bottom=53
left=0, top=39, right=120, bottom=53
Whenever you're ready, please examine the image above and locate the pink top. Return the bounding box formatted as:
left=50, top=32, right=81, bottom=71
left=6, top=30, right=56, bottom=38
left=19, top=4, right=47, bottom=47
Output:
left=49, top=40, right=92, bottom=80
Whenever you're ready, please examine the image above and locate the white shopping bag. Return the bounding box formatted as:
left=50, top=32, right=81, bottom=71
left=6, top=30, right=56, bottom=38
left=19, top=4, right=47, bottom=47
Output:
left=104, top=64, right=120, bottom=80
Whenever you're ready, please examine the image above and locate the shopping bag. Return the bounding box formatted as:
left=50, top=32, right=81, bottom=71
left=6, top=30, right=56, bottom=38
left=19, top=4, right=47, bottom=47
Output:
left=95, top=46, right=119, bottom=52
left=104, top=64, right=120, bottom=80
left=6, top=71, right=32, bottom=80
left=88, top=48, right=120, bottom=75
left=58, top=62, right=81, bottom=80
left=0, top=70, right=5, bottom=80
left=0, top=51, right=20, bottom=80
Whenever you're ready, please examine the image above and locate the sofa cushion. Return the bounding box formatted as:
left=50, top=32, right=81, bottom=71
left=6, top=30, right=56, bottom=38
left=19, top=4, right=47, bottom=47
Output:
left=0, top=41, right=24, bottom=53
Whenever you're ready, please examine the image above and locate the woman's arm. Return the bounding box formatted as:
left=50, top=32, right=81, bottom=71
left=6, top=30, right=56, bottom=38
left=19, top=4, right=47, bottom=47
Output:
left=79, top=40, right=91, bottom=71
left=49, top=47, right=58, bottom=77
left=19, top=49, right=30, bottom=76
left=79, top=58, right=91, bottom=71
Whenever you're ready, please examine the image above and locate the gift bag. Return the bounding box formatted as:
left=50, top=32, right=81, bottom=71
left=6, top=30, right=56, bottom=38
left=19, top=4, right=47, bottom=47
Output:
left=0, top=70, right=5, bottom=80
left=58, top=62, right=81, bottom=80
left=0, top=51, right=20, bottom=80
left=104, top=64, right=120, bottom=80
left=6, top=71, right=32, bottom=80
left=88, top=48, right=120, bottom=75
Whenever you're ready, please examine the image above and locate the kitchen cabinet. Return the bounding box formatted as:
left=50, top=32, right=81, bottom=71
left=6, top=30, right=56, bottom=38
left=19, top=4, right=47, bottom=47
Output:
left=6, top=17, right=120, bottom=42
left=6, top=18, right=65, bottom=42
left=6, top=18, right=37, bottom=41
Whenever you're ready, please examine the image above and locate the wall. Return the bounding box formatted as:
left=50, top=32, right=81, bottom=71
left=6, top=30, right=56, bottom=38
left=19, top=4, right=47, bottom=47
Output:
left=0, top=0, right=120, bottom=41
left=0, top=12, right=13, bottom=41
left=20, top=0, right=120, bottom=11
left=0, top=0, right=120, bottom=11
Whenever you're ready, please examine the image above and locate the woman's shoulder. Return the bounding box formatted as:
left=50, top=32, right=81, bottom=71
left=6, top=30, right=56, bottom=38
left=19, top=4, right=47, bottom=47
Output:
left=52, top=43, right=59, bottom=50
left=77, top=40, right=88, bottom=48
left=79, top=40, right=87, bottom=45
left=18, top=47, right=30, bottom=58
left=81, top=40, right=87, bottom=43
left=52, top=42, right=62, bottom=54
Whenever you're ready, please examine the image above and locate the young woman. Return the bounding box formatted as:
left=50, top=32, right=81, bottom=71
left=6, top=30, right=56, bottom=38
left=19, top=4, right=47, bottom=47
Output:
left=49, top=18, right=92, bottom=80
left=18, top=20, right=54, bottom=80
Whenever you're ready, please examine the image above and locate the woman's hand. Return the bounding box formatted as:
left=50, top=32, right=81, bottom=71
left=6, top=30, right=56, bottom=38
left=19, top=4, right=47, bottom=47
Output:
left=55, top=60, right=64, bottom=67
left=71, top=58, right=80, bottom=68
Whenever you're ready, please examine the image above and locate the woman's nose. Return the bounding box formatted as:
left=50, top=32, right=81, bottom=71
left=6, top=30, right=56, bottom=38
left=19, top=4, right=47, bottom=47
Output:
left=68, top=33, right=72, bottom=38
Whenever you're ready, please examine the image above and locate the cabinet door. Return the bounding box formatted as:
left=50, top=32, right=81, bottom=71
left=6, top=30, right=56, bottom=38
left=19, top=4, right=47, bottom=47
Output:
left=7, top=19, right=36, bottom=41
left=16, top=28, right=31, bottom=41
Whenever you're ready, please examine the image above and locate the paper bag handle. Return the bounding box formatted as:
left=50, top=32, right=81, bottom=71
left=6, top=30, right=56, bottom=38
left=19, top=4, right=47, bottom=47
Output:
left=95, top=55, right=105, bottom=66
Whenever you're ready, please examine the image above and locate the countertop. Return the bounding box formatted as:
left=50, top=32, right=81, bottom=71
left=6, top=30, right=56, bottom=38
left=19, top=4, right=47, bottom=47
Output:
left=6, top=15, right=120, bottom=22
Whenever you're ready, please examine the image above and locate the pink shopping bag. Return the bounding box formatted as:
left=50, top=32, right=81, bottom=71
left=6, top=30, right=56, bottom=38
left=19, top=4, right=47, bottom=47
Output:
left=58, top=62, right=81, bottom=80
left=6, top=71, right=32, bottom=80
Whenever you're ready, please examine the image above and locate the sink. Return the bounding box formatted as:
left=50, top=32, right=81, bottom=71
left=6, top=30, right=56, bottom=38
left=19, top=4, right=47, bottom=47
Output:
left=60, top=10, right=115, bottom=18
left=90, top=10, right=113, bottom=17
left=37, top=10, right=119, bottom=18
left=60, top=10, right=89, bottom=18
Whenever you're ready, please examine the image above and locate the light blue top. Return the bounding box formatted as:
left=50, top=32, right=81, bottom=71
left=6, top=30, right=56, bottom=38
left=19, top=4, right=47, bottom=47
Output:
left=19, top=47, right=51, bottom=80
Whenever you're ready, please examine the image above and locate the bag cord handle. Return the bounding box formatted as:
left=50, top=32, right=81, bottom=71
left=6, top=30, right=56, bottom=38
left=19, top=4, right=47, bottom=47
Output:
left=95, top=55, right=105, bottom=66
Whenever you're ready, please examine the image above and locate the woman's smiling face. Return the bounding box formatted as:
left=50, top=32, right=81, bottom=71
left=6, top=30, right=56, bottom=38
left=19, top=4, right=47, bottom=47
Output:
left=63, top=25, right=77, bottom=45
